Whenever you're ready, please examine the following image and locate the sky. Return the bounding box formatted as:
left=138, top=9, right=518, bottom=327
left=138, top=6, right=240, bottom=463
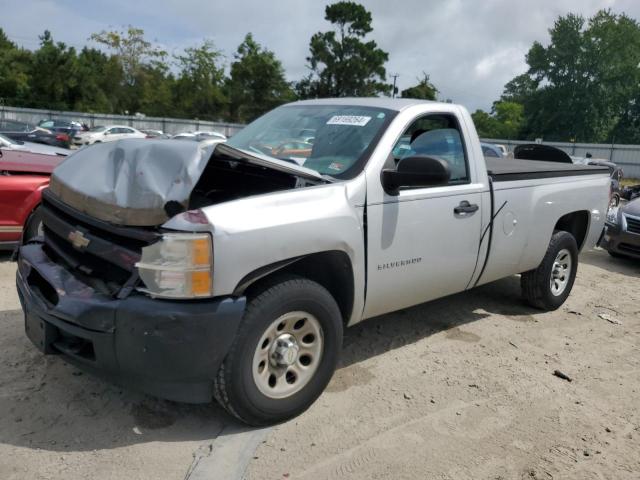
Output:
left=3, top=0, right=640, bottom=112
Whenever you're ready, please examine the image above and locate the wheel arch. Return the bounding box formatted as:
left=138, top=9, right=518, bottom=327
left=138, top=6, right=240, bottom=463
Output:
left=234, top=250, right=355, bottom=325
left=553, top=210, right=590, bottom=251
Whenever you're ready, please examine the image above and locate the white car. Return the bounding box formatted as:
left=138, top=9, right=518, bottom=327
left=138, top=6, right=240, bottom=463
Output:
left=73, top=125, right=146, bottom=146
left=173, top=130, right=227, bottom=141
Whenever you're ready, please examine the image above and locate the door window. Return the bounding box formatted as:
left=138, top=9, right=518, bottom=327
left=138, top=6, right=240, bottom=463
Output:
left=391, top=114, right=470, bottom=184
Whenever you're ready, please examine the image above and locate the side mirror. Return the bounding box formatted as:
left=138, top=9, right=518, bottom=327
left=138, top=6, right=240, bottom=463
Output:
left=104, top=131, right=109, bottom=136
left=381, top=156, right=450, bottom=195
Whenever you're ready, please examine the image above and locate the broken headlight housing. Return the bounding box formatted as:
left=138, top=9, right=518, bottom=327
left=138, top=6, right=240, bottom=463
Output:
left=606, top=206, right=619, bottom=226
left=135, top=233, right=213, bottom=299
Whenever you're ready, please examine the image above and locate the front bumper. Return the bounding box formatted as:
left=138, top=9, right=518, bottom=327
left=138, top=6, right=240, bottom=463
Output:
left=16, top=243, right=246, bottom=403
left=600, top=223, right=640, bottom=259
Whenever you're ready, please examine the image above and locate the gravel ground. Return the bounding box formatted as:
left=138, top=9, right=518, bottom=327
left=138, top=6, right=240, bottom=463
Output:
left=1, top=249, right=638, bottom=479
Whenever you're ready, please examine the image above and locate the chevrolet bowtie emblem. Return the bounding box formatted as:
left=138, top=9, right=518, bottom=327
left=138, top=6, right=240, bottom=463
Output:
left=68, top=230, right=90, bottom=249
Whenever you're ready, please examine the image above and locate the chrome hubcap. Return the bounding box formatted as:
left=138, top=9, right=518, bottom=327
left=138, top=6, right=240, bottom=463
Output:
left=252, top=311, right=323, bottom=399
left=550, top=248, right=572, bottom=296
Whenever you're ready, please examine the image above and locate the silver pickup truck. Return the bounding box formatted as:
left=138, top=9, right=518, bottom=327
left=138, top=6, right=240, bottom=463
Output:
left=16, top=98, right=610, bottom=425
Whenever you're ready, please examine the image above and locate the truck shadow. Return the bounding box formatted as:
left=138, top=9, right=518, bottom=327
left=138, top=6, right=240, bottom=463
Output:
left=0, top=275, right=532, bottom=454
left=339, top=274, right=531, bottom=370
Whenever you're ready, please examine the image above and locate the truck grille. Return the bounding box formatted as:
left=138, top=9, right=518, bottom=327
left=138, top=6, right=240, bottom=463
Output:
left=40, top=190, right=158, bottom=294
left=625, top=215, right=640, bottom=235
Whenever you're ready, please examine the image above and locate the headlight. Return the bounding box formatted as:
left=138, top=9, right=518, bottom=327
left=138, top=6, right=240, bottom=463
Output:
left=606, top=207, right=619, bottom=225
left=135, top=233, right=213, bottom=298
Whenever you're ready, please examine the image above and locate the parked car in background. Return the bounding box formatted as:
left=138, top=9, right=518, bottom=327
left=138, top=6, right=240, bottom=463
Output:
left=494, top=144, right=508, bottom=155
left=140, top=129, right=170, bottom=139
left=573, top=158, right=624, bottom=206
left=173, top=130, right=227, bottom=141
left=72, top=125, right=146, bottom=146
left=0, top=133, right=69, bottom=156
left=480, top=142, right=505, bottom=158
left=0, top=148, right=65, bottom=250
left=37, top=119, right=82, bottom=143
left=514, top=144, right=623, bottom=206
left=0, top=119, right=34, bottom=133
left=0, top=119, right=71, bottom=148
left=601, top=196, right=640, bottom=259
left=620, top=184, right=640, bottom=202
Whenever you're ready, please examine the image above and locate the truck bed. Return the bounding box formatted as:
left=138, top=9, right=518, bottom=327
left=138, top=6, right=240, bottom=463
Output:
left=486, top=157, right=610, bottom=182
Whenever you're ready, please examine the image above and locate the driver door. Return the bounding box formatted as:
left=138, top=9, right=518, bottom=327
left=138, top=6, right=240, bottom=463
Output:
left=363, top=113, right=484, bottom=319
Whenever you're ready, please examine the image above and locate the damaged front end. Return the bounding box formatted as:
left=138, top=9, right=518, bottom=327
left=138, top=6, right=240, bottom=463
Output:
left=15, top=139, right=325, bottom=401
left=41, top=139, right=326, bottom=299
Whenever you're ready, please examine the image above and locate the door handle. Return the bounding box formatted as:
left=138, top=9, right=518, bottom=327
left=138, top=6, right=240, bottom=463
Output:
left=454, top=201, right=479, bottom=216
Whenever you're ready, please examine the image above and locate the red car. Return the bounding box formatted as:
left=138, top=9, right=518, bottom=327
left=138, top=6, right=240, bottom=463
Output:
left=0, top=148, right=65, bottom=251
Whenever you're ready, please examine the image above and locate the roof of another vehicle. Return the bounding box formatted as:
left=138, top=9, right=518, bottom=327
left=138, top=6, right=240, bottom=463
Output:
left=289, top=97, right=444, bottom=111
left=0, top=148, right=65, bottom=174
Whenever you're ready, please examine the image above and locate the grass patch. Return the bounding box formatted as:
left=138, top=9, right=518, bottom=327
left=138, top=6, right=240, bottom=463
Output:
left=621, top=178, right=640, bottom=187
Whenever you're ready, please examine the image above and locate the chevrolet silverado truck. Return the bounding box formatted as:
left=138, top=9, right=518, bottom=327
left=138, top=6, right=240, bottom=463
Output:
left=16, top=98, right=610, bottom=426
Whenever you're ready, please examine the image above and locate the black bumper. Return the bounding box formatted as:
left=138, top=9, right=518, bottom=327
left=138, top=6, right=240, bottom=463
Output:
left=16, top=243, right=246, bottom=403
left=600, top=224, right=640, bottom=259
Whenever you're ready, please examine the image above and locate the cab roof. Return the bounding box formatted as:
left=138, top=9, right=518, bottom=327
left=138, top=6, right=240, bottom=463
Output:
left=288, top=97, right=451, bottom=112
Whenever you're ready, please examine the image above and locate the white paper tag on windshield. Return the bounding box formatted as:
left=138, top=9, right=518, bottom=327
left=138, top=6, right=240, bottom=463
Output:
left=327, top=115, right=371, bottom=127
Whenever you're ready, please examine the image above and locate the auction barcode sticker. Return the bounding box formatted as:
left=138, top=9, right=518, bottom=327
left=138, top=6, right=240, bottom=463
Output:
left=326, top=115, right=371, bottom=127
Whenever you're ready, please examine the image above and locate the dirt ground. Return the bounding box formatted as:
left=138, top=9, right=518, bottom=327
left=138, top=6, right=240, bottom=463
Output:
left=0, top=255, right=233, bottom=480
left=245, top=249, right=640, bottom=480
left=1, top=248, right=639, bottom=479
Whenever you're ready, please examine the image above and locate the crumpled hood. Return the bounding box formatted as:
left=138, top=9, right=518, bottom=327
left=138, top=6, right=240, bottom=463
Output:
left=48, top=139, right=327, bottom=227
left=49, top=139, right=214, bottom=226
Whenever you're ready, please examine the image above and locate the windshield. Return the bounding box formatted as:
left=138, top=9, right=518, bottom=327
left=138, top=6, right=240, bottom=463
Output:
left=90, top=126, right=106, bottom=132
left=227, top=105, right=395, bottom=178
left=0, top=133, right=18, bottom=146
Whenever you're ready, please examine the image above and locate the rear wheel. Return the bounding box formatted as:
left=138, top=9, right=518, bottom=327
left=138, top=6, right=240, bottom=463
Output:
left=521, top=231, right=578, bottom=310
left=213, top=276, right=343, bottom=426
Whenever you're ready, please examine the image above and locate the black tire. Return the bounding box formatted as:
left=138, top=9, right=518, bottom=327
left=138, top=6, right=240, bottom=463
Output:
left=213, top=276, right=343, bottom=426
left=521, top=230, right=578, bottom=311
left=22, top=207, right=44, bottom=244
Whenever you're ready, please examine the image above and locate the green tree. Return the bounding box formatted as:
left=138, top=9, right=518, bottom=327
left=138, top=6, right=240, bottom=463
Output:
left=472, top=101, right=524, bottom=139
left=401, top=73, right=438, bottom=100
left=298, top=1, right=391, bottom=98
left=90, top=26, right=166, bottom=86
left=501, top=10, right=640, bottom=143
left=173, top=40, right=226, bottom=120
left=28, top=31, right=78, bottom=110
left=90, top=26, right=169, bottom=113
left=226, top=33, right=295, bottom=122
left=0, top=28, right=32, bottom=105
left=68, top=47, right=122, bottom=112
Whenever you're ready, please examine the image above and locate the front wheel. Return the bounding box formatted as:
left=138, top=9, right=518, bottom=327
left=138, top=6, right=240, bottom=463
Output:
left=213, top=277, right=343, bottom=426
left=521, top=231, right=578, bottom=311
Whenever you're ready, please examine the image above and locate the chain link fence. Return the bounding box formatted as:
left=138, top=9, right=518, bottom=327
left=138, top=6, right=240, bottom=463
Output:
left=0, top=105, right=245, bottom=137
